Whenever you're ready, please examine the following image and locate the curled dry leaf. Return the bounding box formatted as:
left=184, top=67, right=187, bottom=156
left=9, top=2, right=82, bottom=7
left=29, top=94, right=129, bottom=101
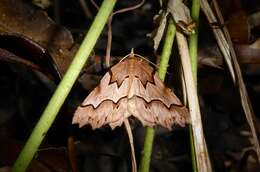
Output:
left=167, top=0, right=192, bottom=23
left=0, top=0, right=74, bottom=75
left=73, top=55, right=189, bottom=130
left=149, top=0, right=194, bottom=51
left=0, top=33, right=61, bottom=81
left=168, top=0, right=196, bottom=35
left=150, top=10, right=168, bottom=51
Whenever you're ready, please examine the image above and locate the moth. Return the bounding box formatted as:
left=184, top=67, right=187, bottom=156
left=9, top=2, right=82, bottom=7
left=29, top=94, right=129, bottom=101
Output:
left=73, top=54, right=189, bottom=130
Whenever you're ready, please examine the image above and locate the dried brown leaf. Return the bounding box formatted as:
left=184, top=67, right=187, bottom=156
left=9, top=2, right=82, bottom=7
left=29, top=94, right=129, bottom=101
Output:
left=167, top=0, right=192, bottom=23
left=0, top=0, right=75, bottom=75
left=151, top=10, right=168, bottom=51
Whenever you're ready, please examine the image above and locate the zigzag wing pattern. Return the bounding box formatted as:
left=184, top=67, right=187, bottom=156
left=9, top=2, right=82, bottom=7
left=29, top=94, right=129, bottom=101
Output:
left=72, top=56, right=189, bottom=129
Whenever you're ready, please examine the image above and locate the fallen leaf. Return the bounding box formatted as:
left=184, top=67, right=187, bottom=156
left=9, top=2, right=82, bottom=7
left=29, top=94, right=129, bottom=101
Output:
left=0, top=0, right=75, bottom=75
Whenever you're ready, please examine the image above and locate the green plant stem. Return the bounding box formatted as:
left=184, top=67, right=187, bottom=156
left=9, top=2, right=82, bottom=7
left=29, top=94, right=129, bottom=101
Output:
left=11, top=0, right=116, bottom=171
left=139, top=127, right=155, bottom=172
left=188, top=0, right=200, bottom=171
left=188, top=124, right=197, bottom=172
left=139, top=18, right=176, bottom=172
left=158, top=19, right=176, bottom=79
left=189, top=0, right=200, bottom=82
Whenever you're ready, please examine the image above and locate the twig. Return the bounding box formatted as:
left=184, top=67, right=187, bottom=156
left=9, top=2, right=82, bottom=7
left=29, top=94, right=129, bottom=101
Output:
left=79, top=0, right=93, bottom=19
left=176, top=30, right=212, bottom=172
left=11, top=0, right=117, bottom=171
left=90, top=0, right=99, bottom=10
left=105, top=0, right=145, bottom=67
left=200, top=0, right=236, bottom=82
left=124, top=119, right=137, bottom=172
left=112, top=0, right=145, bottom=16
left=105, top=16, right=113, bottom=67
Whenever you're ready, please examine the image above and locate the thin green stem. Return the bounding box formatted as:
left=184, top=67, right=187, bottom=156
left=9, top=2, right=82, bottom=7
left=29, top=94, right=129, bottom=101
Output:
left=189, top=0, right=200, bottom=83
left=11, top=0, right=116, bottom=171
left=158, top=18, right=176, bottom=79
left=188, top=125, right=197, bottom=172
left=139, top=17, right=176, bottom=172
left=139, top=127, right=155, bottom=172
left=189, top=0, right=200, bottom=171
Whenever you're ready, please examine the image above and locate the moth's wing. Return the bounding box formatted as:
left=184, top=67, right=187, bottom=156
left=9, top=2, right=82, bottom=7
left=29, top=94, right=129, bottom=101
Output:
left=128, top=74, right=184, bottom=108
left=73, top=56, right=189, bottom=130
left=128, top=97, right=189, bottom=129
left=81, top=72, right=129, bottom=108
left=108, top=98, right=130, bottom=129
left=73, top=98, right=129, bottom=129
left=149, top=101, right=190, bottom=129
left=127, top=97, right=156, bottom=127
left=110, top=57, right=154, bottom=86
left=73, top=101, right=114, bottom=129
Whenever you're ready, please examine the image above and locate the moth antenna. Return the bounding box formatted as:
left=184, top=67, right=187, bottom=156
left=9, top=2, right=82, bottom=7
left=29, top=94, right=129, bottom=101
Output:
left=134, top=54, right=171, bottom=75
left=130, top=48, right=135, bottom=57
left=106, top=0, right=145, bottom=67
left=119, top=49, right=136, bottom=62
left=134, top=54, right=159, bottom=69
left=120, top=51, right=159, bottom=70
left=120, top=53, right=131, bottom=62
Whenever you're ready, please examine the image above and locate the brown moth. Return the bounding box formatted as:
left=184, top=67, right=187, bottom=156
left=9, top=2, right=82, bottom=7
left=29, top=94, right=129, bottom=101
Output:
left=73, top=54, right=189, bottom=130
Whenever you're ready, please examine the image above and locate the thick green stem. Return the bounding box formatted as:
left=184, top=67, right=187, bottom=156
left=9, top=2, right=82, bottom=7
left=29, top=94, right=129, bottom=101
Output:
left=139, top=18, right=176, bottom=172
left=11, top=0, right=116, bottom=171
left=189, top=0, right=200, bottom=171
